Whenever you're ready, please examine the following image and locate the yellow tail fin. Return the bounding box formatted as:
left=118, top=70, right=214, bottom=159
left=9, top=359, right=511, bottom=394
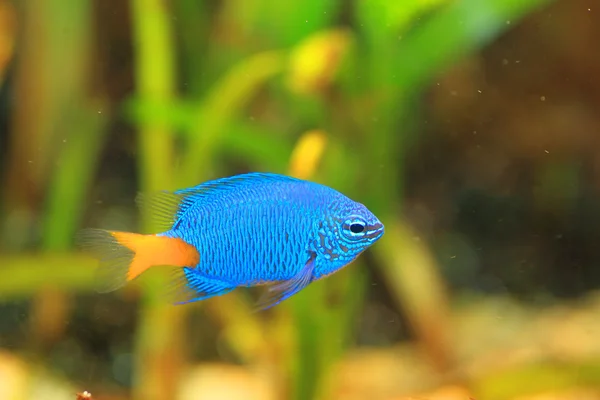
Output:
left=77, top=229, right=200, bottom=293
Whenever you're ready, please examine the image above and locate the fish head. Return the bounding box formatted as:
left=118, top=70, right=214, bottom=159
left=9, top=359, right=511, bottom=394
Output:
left=313, top=198, right=384, bottom=277
left=338, top=203, right=384, bottom=245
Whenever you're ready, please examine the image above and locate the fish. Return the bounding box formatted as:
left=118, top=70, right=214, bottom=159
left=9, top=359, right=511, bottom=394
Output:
left=77, top=172, right=385, bottom=310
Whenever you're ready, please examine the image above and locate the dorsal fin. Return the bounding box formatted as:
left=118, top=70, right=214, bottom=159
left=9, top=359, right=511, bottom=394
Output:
left=175, top=172, right=301, bottom=199
left=135, top=191, right=197, bottom=231
left=137, top=173, right=302, bottom=231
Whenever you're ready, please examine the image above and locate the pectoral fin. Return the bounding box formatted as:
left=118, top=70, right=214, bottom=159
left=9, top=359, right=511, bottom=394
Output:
left=253, top=252, right=316, bottom=312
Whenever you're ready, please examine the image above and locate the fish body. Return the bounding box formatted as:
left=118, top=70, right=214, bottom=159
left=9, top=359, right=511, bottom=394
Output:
left=78, top=173, right=384, bottom=310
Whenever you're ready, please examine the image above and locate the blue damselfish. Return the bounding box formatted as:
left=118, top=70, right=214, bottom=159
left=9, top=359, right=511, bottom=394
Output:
left=78, top=172, right=385, bottom=310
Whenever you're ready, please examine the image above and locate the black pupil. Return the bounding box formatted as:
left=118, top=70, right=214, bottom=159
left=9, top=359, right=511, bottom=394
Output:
left=350, top=223, right=365, bottom=234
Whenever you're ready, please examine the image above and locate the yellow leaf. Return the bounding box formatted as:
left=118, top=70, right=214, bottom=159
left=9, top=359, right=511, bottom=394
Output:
left=288, top=130, right=328, bottom=180
left=287, top=29, right=352, bottom=96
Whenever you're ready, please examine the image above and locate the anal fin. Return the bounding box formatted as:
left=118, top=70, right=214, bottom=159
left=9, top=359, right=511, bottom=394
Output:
left=164, top=267, right=235, bottom=305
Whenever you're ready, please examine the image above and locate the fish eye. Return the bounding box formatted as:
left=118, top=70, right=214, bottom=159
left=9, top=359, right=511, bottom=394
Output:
left=342, top=217, right=367, bottom=240
left=350, top=223, right=365, bottom=234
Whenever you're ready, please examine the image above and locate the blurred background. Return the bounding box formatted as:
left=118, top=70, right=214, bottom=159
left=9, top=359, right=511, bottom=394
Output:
left=1, top=0, right=600, bottom=399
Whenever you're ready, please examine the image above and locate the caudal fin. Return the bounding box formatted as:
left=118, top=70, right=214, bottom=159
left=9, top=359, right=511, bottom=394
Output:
left=76, top=228, right=200, bottom=293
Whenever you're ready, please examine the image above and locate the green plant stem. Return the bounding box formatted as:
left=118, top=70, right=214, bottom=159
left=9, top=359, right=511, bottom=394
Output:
left=22, top=0, right=98, bottom=360
left=177, top=51, right=286, bottom=186
left=130, top=1, right=182, bottom=400
left=43, top=102, right=109, bottom=250
left=356, top=0, right=555, bottom=373
left=0, top=254, right=96, bottom=300
left=131, top=0, right=176, bottom=200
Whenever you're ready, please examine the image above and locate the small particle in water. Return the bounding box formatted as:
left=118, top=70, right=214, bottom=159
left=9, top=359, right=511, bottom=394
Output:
left=506, top=20, right=511, bottom=24
left=502, top=59, right=508, bottom=65
left=477, top=89, right=482, bottom=93
left=450, top=255, right=456, bottom=259
left=97, top=110, right=102, bottom=114
left=544, top=150, right=549, bottom=154
left=63, top=139, right=67, bottom=143
left=540, top=96, right=546, bottom=101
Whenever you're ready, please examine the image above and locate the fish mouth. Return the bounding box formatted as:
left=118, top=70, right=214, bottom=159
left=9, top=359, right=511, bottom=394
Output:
left=365, top=222, right=384, bottom=241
